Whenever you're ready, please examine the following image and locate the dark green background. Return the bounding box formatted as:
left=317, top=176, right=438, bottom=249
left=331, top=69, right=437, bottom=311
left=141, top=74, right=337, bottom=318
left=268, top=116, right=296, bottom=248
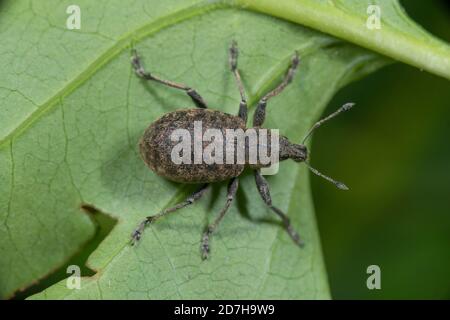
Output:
left=313, top=0, right=450, bottom=299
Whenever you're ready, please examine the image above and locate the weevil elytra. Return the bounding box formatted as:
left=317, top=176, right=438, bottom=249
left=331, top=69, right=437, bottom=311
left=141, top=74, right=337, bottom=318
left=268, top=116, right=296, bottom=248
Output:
left=130, top=41, right=353, bottom=259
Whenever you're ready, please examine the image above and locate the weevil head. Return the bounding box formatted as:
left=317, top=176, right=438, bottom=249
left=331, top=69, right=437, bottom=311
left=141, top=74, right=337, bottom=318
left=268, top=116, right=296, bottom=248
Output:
left=280, top=136, right=307, bottom=162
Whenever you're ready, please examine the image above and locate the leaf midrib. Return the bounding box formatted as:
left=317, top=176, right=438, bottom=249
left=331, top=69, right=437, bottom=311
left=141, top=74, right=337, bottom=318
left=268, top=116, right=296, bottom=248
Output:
left=236, top=0, right=450, bottom=80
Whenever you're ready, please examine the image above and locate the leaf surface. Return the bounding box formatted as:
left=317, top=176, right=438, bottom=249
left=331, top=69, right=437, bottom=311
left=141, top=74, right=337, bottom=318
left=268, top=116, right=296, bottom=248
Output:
left=0, top=0, right=446, bottom=299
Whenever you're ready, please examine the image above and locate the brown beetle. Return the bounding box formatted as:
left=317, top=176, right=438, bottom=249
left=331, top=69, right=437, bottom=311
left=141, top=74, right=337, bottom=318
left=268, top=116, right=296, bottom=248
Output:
left=131, top=41, right=353, bottom=259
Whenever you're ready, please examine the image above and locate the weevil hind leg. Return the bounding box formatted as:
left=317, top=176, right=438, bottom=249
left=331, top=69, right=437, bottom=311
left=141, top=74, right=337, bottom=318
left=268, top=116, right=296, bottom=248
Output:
left=130, top=183, right=210, bottom=245
left=201, top=177, right=239, bottom=260
left=254, top=170, right=304, bottom=247
left=131, top=49, right=208, bottom=109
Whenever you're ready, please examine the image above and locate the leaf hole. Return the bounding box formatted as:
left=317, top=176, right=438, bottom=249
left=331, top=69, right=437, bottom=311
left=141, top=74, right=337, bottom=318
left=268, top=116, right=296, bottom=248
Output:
left=11, top=204, right=117, bottom=299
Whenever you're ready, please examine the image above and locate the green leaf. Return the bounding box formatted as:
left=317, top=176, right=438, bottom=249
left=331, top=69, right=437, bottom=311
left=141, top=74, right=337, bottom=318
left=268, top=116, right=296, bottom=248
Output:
left=0, top=0, right=445, bottom=299
left=236, top=0, right=450, bottom=80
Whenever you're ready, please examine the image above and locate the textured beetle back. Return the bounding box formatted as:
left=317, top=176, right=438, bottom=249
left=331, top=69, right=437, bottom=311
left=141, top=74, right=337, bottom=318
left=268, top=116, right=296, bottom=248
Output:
left=139, top=109, right=246, bottom=183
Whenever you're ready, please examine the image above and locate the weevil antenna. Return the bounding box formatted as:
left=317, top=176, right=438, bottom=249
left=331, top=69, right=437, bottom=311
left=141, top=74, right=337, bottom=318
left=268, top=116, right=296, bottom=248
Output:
left=305, top=161, right=349, bottom=190
left=302, top=102, right=355, bottom=144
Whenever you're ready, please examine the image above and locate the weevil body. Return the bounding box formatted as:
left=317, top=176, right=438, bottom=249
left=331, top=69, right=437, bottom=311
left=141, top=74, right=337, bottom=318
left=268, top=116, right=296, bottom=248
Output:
left=140, top=109, right=246, bottom=183
left=139, top=108, right=309, bottom=184
left=131, top=41, right=353, bottom=259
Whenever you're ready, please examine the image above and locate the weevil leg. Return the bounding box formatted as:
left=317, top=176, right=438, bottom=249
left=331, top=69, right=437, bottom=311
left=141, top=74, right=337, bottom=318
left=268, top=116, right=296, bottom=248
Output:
left=131, top=183, right=210, bottom=245
left=253, top=52, right=300, bottom=127
left=229, top=41, right=248, bottom=122
left=131, top=49, right=208, bottom=109
left=201, top=177, right=239, bottom=260
left=254, top=170, right=304, bottom=247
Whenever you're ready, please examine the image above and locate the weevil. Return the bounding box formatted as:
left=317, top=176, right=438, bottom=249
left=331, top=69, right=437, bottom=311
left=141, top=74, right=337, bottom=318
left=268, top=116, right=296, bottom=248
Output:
left=130, top=41, right=353, bottom=259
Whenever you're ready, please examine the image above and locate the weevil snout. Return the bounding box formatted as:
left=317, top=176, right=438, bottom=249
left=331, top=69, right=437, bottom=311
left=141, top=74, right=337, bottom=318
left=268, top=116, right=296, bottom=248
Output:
left=289, top=143, right=308, bottom=162
left=279, top=136, right=308, bottom=162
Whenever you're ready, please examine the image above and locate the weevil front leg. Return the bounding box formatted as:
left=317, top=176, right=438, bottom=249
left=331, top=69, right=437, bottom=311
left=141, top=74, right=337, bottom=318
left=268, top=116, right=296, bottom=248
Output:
left=229, top=41, right=248, bottom=122
left=131, top=50, right=209, bottom=109
left=253, top=52, right=300, bottom=127
left=254, top=170, right=304, bottom=247
left=201, top=177, right=239, bottom=260
left=131, top=183, right=210, bottom=245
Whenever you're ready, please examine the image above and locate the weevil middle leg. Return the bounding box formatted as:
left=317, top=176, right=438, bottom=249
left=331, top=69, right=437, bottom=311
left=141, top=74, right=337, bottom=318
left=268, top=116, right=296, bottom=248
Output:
left=201, top=177, right=239, bottom=260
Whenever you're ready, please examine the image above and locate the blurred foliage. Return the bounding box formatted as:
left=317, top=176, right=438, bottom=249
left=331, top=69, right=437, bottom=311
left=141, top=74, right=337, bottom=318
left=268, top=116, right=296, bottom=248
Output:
left=312, top=0, right=450, bottom=299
